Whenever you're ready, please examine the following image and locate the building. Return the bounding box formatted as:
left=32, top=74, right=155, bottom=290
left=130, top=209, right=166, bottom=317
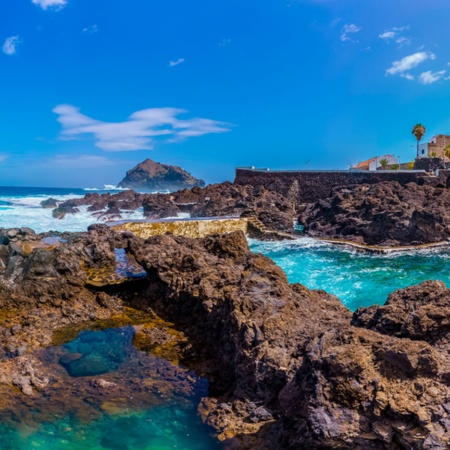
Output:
left=417, top=134, right=450, bottom=158
left=350, top=154, right=399, bottom=171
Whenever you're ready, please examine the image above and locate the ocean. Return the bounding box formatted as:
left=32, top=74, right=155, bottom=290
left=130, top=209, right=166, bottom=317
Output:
left=0, top=186, right=146, bottom=233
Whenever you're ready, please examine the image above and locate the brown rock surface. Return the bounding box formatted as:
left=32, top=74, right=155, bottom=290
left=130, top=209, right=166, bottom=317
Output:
left=1, top=226, right=450, bottom=448
left=299, top=181, right=450, bottom=246
left=52, top=182, right=296, bottom=233
left=117, top=158, right=205, bottom=191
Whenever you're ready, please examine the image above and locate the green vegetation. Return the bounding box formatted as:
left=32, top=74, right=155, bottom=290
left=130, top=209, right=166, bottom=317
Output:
left=389, top=164, right=400, bottom=170
left=379, top=158, right=388, bottom=170
left=412, top=123, right=426, bottom=154
left=406, top=161, right=415, bottom=170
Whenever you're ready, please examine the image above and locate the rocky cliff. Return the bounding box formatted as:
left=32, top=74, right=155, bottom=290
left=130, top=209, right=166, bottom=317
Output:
left=117, top=158, right=205, bottom=191
left=1, top=226, right=450, bottom=448
left=299, top=181, right=450, bottom=246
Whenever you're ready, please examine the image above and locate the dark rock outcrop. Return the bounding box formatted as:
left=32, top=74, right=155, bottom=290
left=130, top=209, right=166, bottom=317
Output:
left=117, top=158, right=205, bottom=191
left=299, top=181, right=450, bottom=246
left=51, top=182, right=296, bottom=233
left=2, top=227, right=450, bottom=448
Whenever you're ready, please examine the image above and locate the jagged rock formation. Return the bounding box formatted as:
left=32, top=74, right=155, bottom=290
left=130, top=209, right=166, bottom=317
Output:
left=299, top=181, right=450, bottom=246
left=1, top=226, right=450, bottom=448
left=117, top=158, right=205, bottom=191
left=51, top=182, right=296, bottom=233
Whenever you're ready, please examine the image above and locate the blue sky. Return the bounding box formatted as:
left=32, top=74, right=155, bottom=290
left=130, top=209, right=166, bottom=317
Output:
left=1, top=0, right=450, bottom=187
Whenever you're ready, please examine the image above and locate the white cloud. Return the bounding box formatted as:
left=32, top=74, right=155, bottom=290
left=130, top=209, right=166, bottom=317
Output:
left=53, top=105, right=231, bottom=151
left=395, top=36, right=411, bottom=47
left=2, top=36, right=20, bottom=56
left=400, top=73, right=414, bottom=81
left=169, top=58, right=185, bottom=67
left=379, top=26, right=411, bottom=47
left=32, top=0, right=67, bottom=10
left=379, top=26, right=409, bottom=40
left=379, top=31, right=396, bottom=40
left=340, top=24, right=361, bottom=42
left=83, top=25, right=99, bottom=34
left=386, top=51, right=435, bottom=75
left=418, top=70, right=446, bottom=85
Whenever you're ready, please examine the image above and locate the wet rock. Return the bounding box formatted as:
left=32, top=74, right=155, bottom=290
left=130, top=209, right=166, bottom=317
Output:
left=40, top=198, right=59, bottom=208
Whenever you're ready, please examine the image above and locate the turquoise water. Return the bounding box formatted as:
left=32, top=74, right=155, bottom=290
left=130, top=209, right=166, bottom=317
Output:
left=0, top=405, right=220, bottom=450
left=0, top=327, right=222, bottom=450
left=250, top=238, right=450, bottom=311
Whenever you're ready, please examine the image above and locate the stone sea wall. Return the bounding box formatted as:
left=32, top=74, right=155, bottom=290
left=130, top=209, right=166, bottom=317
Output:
left=112, top=217, right=249, bottom=239
left=234, top=168, right=431, bottom=204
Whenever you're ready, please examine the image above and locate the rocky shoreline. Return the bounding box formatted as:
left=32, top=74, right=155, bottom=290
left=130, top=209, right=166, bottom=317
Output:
left=1, top=225, right=450, bottom=448
left=298, top=181, right=450, bottom=247
left=50, top=181, right=297, bottom=234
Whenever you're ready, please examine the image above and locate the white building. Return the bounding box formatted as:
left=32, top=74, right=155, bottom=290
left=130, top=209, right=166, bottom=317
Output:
left=350, top=154, right=399, bottom=170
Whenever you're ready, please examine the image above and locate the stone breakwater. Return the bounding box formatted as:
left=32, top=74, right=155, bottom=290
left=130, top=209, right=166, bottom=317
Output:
left=112, top=217, right=250, bottom=239
left=111, top=216, right=295, bottom=241
left=1, top=225, right=450, bottom=448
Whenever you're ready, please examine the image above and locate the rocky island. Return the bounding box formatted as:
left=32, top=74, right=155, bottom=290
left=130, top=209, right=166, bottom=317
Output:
left=117, top=158, right=206, bottom=191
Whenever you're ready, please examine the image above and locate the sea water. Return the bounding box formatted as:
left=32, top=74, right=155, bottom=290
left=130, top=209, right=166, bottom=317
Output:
left=0, top=186, right=147, bottom=233
left=0, top=327, right=222, bottom=450
left=249, top=238, right=450, bottom=311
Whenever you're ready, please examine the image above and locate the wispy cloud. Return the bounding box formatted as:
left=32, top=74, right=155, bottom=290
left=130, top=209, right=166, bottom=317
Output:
left=83, top=25, right=99, bottom=34
left=0, top=154, right=9, bottom=162
left=400, top=73, right=414, bottom=81
left=418, top=70, right=446, bottom=85
left=53, top=105, right=231, bottom=151
left=379, top=26, right=410, bottom=47
left=169, top=58, right=185, bottom=67
left=340, top=24, right=361, bottom=42
left=386, top=51, right=435, bottom=76
left=32, top=0, right=67, bottom=10
left=2, top=36, right=21, bottom=56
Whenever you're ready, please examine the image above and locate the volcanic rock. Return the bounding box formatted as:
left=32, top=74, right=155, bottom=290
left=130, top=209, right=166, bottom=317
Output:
left=52, top=182, right=296, bottom=233
left=299, top=181, right=450, bottom=246
left=117, top=158, right=205, bottom=191
left=1, top=226, right=450, bottom=448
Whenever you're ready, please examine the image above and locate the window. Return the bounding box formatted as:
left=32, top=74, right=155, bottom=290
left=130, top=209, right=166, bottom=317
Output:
left=422, top=149, right=425, bottom=154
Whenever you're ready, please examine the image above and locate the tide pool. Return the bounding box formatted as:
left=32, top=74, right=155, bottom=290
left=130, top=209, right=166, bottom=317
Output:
left=250, top=238, right=450, bottom=311
left=0, top=326, right=222, bottom=450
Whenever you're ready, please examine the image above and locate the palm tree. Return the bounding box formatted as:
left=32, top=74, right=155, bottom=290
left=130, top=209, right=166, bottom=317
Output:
left=412, top=123, right=426, bottom=156
left=379, top=158, right=388, bottom=170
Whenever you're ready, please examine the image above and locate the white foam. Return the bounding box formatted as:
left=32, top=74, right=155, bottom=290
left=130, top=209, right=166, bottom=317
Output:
left=0, top=195, right=146, bottom=233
